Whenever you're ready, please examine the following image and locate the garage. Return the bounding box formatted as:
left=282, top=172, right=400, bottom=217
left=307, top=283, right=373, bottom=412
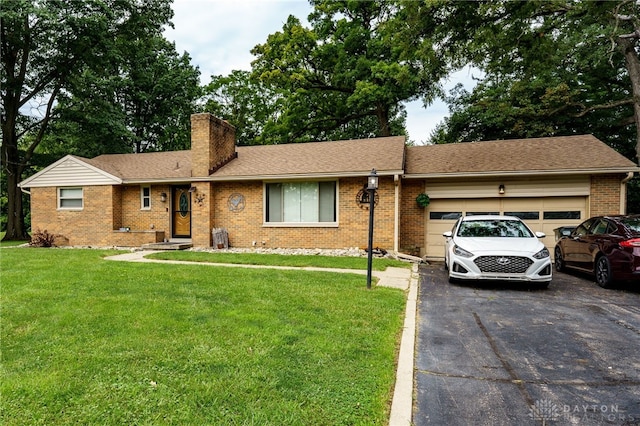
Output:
left=401, top=135, right=638, bottom=260
left=424, top=195, right=588, bottom=259
left=420, top=175, right=591, bottom=259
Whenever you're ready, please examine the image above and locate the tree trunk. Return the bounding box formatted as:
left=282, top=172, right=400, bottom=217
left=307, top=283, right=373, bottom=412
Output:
left=618, top=37, right=640, bottom=165
left=3, top=168, right=28, bottom=241
left=375, top=104, right=391, bottom=137
left=1, top=124, right=29, bottom=241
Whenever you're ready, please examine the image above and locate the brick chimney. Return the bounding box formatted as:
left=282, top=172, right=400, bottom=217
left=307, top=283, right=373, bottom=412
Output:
left=191, top=113, right=237, bottom=177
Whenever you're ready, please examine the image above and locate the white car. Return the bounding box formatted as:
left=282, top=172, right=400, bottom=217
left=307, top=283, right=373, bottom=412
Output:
left=443, top=215, right=552, bottom=287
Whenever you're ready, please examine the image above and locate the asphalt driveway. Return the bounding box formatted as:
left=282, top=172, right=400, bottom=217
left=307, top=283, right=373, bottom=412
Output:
left=413, top=264, right=640, bottom=425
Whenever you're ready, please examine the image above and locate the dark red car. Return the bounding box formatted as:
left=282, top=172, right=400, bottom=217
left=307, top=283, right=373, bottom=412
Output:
left=554, top=215, right=640, bottom=288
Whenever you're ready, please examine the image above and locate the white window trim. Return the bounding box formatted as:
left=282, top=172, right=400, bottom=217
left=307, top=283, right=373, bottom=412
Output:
left=263, top=180, right=339, bottom=227
left=141, top=186, right=151, bottom=210
left=58, top=187, right=84, bottom=210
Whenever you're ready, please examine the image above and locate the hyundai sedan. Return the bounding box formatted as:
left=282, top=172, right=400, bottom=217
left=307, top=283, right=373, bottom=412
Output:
left=443, top=215, right=552, bottom=287
left=554, top=214, right=640, bottom=288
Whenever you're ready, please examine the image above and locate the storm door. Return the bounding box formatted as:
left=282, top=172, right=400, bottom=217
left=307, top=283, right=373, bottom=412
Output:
left=172, top=186, right=192, bottom=238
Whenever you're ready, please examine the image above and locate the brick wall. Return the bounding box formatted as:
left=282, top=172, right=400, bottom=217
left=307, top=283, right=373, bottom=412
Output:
left=31, top=185, right=169, bottom=246
left=191, top=182, right=214, bottom=247
left=207, top=177, right=396, bottom=249
left=120, top=185, right=172, bottom=233
left=399, top=179, right=425, bottom=256
left=590, top=174, right=624, bottom=216
left=32, top=174, right=626, bottom=248
left=31, top=186, right=115, bottom=245
left=191, top=113, right=236, bottom=177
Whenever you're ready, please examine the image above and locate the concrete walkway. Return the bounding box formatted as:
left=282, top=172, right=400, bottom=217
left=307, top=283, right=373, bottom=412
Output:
left=105, top=250, right=419, bottom=425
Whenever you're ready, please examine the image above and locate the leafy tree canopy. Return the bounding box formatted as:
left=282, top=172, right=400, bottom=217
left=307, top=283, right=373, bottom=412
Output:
left=426, top=0, right=640, bottom=211
left=246, top=0, right=447, bottom=143
left=429, top=1, right=639, bottom=161
left=0, top=0, right=187, bottom=239
left=42, top=36, right=201, bottom=157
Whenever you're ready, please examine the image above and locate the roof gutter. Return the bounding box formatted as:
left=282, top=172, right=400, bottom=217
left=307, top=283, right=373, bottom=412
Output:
left=404, top=167, right=640, bottom=179
left=201, top=170, right=405, bottom=182
left=393, top=174, right=400, bottom=253
left=621, top=171, right=635, bottom=214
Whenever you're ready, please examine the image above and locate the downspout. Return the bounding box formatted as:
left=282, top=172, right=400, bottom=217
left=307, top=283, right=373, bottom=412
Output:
left=394, top=174, right=400, bottom=253
left=20, top=186, right=31, bottom=195
left=621, top=172, right=634, bottom=214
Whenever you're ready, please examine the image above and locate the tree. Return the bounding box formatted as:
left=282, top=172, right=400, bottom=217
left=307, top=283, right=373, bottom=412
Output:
left=249, top=0, right=447, bottom=143
left=48, top=36, right=201, bottom=156
left=202, top=70, right=284, bottom=145
left=424, top=0, right=640, bottom=212
left=1, top=0, right=174, bottom=240
left=428, top=1, right=640, bottom=165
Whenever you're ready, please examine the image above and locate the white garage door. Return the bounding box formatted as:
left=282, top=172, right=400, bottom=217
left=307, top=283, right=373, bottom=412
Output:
left=424, top=197, right=587, bottom=259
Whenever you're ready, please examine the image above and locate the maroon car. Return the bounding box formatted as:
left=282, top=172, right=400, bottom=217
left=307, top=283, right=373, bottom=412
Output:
left=554, top=215, right=640, bottom=288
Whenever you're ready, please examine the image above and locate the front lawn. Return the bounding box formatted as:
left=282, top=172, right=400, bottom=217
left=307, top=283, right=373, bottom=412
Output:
left=1, top=248, right=406, bottom=425
left=146, top=250, right=411, bottom=270
left=0, top=232, right=29, bottom=247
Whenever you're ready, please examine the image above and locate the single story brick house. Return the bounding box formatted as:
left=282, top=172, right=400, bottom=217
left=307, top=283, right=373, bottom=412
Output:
left=19, top=113, right=639, bottom=259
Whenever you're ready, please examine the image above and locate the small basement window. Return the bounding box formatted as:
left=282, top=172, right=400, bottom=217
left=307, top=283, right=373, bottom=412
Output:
left=141, top=186, right=151, bottom=210
left=58, top=187, right=83, bottom=210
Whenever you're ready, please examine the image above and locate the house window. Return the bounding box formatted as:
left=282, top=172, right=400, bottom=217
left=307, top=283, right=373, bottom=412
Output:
left=543, top=211, right=581, bottom=220
left=58, top=187, right=83, bottom=210
left=141, top=186, right=151, bottom=210
left=505, top=211, right=540, bottom=220
left=265, top=181, right=337, bottom=224
left=429, top=212, right=462, bottom=220
left=467, top=211, right=499, bottom=216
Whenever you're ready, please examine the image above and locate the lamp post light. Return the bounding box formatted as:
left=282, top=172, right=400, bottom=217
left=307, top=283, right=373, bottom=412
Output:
left=366, top=168, right=378, bottom=289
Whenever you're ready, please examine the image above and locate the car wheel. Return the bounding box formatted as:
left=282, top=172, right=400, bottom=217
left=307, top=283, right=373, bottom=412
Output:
left=595, top=256, right=613, bottom=289
left=554, top=247, right=565, bottom=272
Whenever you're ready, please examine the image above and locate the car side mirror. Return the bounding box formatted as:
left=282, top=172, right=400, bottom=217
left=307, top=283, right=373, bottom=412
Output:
left=443, top=231, right=453, bottom=238
left=535, top=232, right=546, bottom=238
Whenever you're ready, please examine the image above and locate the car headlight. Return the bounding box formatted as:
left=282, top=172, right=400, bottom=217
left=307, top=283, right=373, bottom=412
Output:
left=453, top=244, right=474, bottom=258
left=533, top=247, right=550, bottom=259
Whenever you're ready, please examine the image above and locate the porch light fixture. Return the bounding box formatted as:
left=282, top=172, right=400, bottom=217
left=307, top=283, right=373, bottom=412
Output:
left=160, top=192, right=167, bottom=202
left=368, top=170, right=379, bottom=190
left=499, top=184, right=505, bottom=195
left=189, top=186, right=197, bottom=193
left=366, top=169, right=378, bottom=289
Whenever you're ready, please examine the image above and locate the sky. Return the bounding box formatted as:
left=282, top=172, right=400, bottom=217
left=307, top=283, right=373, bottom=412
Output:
left=164, top=0, right=475, bottom=144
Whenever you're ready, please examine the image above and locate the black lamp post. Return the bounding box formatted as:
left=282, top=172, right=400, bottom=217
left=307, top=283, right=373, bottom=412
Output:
left=366, top=168, right=378, bottom=289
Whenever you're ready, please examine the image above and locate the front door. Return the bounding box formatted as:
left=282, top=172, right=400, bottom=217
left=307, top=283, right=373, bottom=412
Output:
left=172, top=186, right=192, bottom=238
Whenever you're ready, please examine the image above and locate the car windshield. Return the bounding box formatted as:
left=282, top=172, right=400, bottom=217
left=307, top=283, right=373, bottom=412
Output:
left=620, top=217, right=640, bottom=233
left=457, top=219, right=534, bottom=238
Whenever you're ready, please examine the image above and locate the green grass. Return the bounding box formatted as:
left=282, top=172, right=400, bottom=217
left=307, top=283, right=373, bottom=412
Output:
left=1, top=248, right=406, bottom=425
left=0, top=232, right=29, bottom=247
left=146, top=250, right=411, bottom=271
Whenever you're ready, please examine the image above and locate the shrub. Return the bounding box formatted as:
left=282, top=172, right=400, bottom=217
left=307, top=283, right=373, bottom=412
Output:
left=29, top=229, right=59, bottom=247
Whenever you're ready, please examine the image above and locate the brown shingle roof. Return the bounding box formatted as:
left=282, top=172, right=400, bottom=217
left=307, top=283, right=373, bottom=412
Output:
left=80, top=136, right=406, bottom=182
left=405, top=135, right=638, bottom=176
left=212, top=136, right=406, bottom=179
left=86, top=150, right=192, bottom=181
left=77, top=134, right=636, bottom=183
